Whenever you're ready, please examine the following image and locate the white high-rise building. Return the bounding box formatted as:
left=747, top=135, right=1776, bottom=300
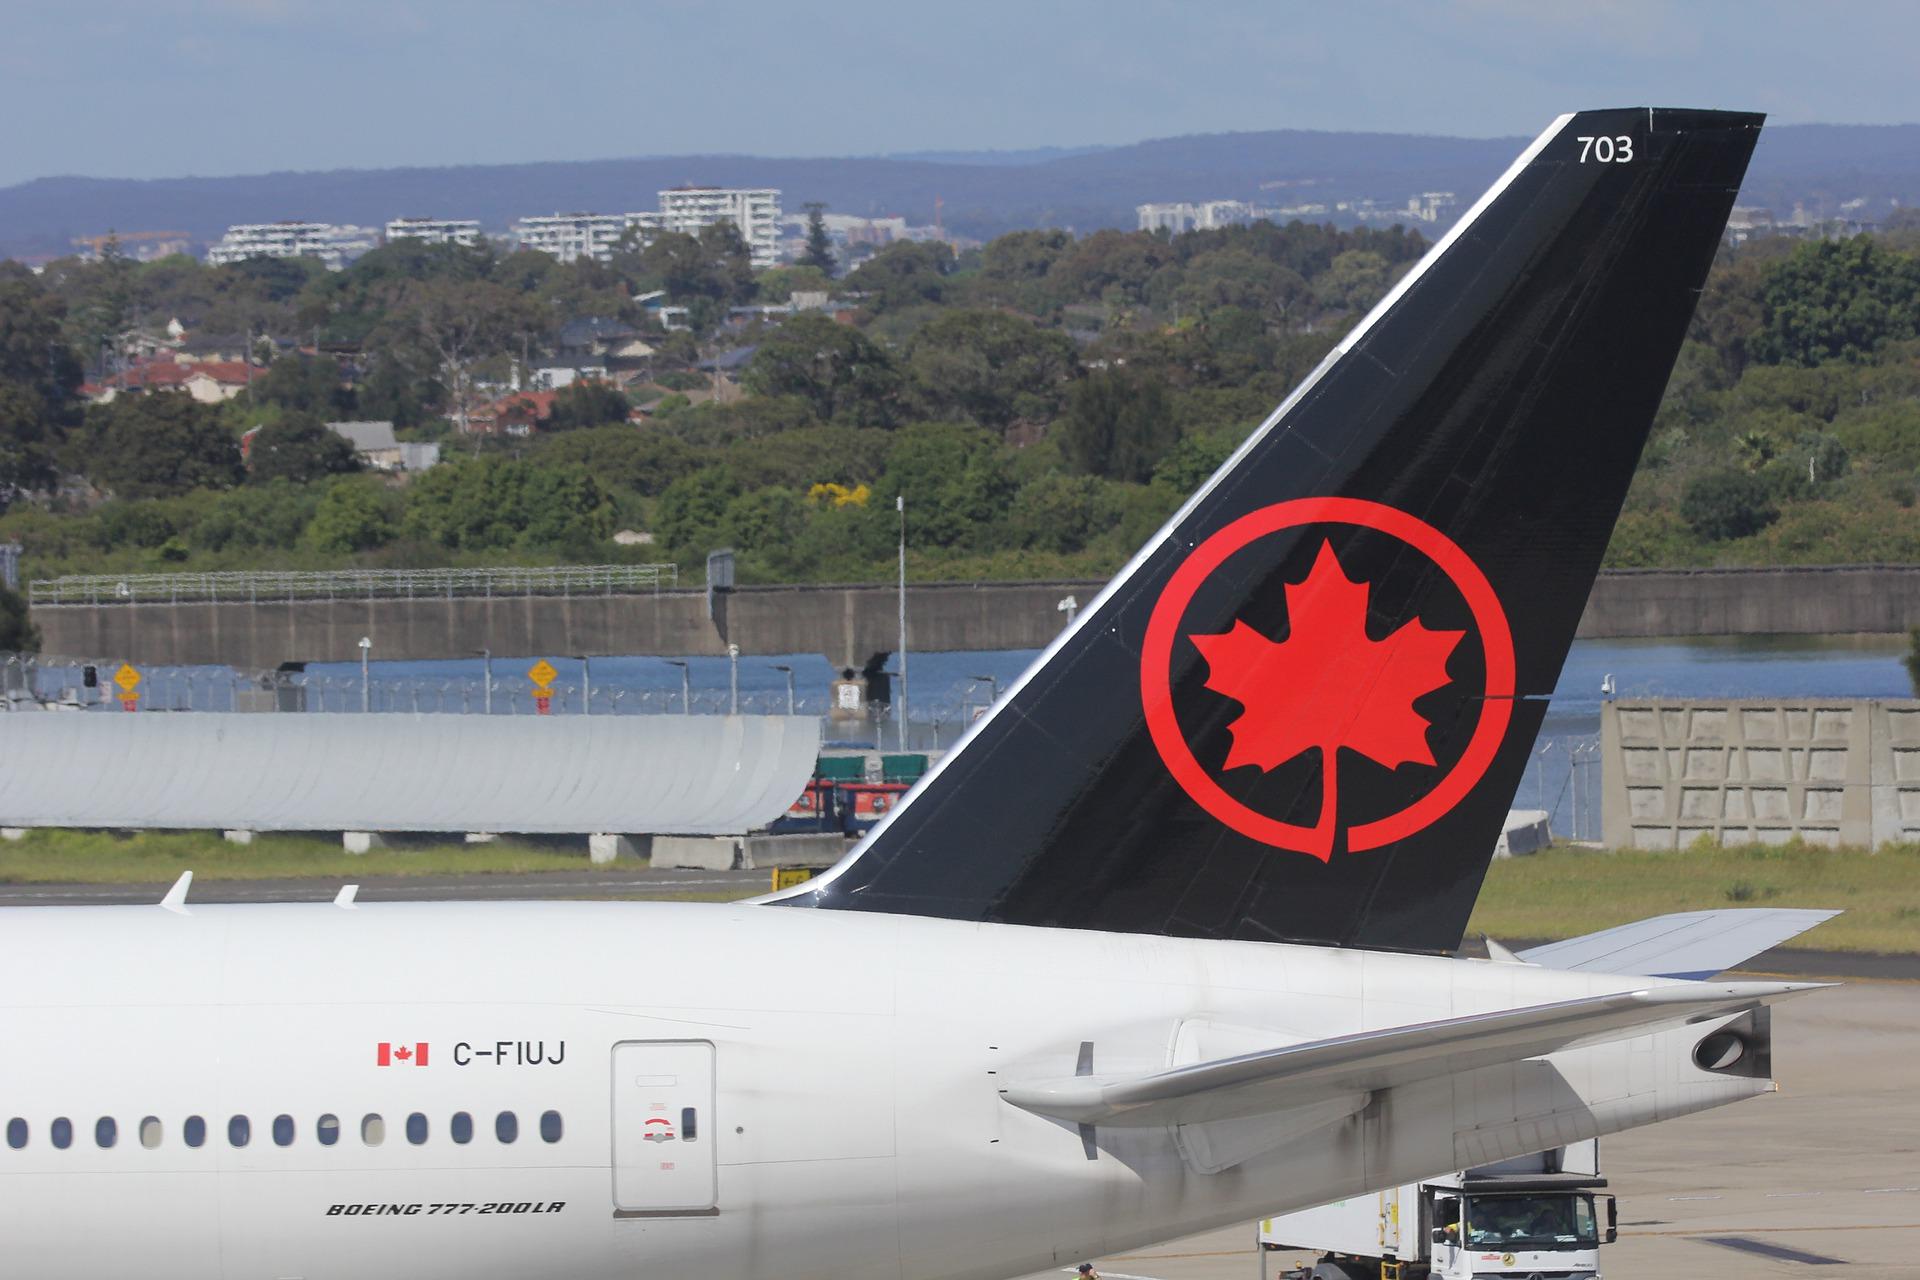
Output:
left=510, top=189, right=782, bottom=268
left=1136, top=200, right=1257, bottom=234
left=510, top=213, right=637, bottom=264
left=658, top=187, right=782, bottom=268
left=205, top=222, right=377, bottom=271
left=385, top=217, right=483, bottom=247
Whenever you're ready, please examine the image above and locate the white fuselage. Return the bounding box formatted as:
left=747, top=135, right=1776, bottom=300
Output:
left=0, top=900, right=1765, bottom=1280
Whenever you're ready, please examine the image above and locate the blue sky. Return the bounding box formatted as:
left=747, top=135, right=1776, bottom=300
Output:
left=3, top=0, right=1916, bottom=186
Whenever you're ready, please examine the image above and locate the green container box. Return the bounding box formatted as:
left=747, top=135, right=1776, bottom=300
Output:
left=881, top=753, right=929, bottom=782
left=815, top=755, right=866, bottom=781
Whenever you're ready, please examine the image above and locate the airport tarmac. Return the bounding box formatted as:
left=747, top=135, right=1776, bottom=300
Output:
left=1033, top=981, right=1920, bottom=1280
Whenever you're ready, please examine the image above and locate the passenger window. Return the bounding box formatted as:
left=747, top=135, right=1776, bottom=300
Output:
left=681, top=1106, right=697, bottom=1141
left=273, top=1115, right=295, bottom=1147
left=96, top=1117, right=117, bottom=1149
left=316, top=1114, right=340, bottom=1146
left=361, top=1114, right=385, bottom=1146
left=450, top=1111, right=473, bottom=1144
left=6, top=1118, right=25, bottom=1149
left=228, top=1115, right=250, bottom=1148
left=406, top=1113, right=428, bottom=1145
left=540, top=1110, right=562, bottom=1143
left=183, top=1116, right=206, bottom=1148
left=51, top=1118, right=71, bottom=1149
left=140, top=1117, right=162, bottom=1150
left=495, top=1111, right=517, bottom=1144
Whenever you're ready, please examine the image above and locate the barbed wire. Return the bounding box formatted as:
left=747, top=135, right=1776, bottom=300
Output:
left=27, top=564, right=679, bottom=607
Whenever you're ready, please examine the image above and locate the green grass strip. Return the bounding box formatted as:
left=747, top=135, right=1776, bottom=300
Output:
left=1470, top=841, right=1920, bottom=955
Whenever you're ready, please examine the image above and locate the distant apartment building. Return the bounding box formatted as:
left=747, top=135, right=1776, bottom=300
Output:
left=510, top=213, right=639, bottom=265
left=657, top=187, right=781, bottom=268
left=385, top=217, right=483, bottom=247
left=1136, top=200, right=1256, bottom=234
left=205, top=222, right=377, bottom=271
left=70, top=230, right=192, bottom=263
left=512, top=188, right=782, bottom=268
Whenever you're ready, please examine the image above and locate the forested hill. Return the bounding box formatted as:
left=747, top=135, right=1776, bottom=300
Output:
left=5, top=123, right=1920, bottom=259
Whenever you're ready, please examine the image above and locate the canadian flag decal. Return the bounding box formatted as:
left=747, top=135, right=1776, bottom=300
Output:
left=376, top=1042, right=429, bottom=1067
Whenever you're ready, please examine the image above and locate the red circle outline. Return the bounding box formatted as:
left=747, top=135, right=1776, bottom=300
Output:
left=1140, top=497, right=1515, bottom=859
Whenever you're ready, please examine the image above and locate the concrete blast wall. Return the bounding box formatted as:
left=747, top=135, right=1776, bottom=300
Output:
left=1601, top=699, right=1920, bottom=850
left=0, top=713, right=820, bottom=836
left=31, top=565, right=1920, bottom=669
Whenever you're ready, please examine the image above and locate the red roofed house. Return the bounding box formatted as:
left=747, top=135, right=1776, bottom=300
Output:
left=467, top=389, right=560, bottom=436
left=81, top=358, right=255, bottom=405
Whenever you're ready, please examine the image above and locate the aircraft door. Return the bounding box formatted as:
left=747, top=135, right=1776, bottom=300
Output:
left=611, top=1040, right=716, bottom=1214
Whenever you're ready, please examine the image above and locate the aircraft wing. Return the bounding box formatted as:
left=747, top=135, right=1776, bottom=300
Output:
left=1000, top=981, right=1821, bottom=1129
left=1514, top=909, right=1840, bottom=979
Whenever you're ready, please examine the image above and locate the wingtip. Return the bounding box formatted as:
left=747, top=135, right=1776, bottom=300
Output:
left=334, top=884, right=359, bottom=908
left=159, top=870, right=192, bottom=913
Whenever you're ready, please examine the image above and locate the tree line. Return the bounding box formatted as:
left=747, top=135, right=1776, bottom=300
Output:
left=3, top=212, right=1920, bottom=645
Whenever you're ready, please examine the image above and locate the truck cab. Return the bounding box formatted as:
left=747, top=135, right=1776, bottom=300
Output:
left=1262, top=1142, right=1617, bottom=1280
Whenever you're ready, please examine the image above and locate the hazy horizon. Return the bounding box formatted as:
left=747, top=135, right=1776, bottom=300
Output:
left=4, top=0, right=1918, bottom=188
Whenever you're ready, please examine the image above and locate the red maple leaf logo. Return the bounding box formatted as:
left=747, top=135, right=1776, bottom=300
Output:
left=1189, top=540, right=1463, bottom=858
left=392, top=1045, right=412, bottom=1061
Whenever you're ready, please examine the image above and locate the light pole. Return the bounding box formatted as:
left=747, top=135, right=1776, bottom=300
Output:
left=770, top=663, right=795, bottom=714
left=1057, top=594, right=1079, bottom=626
left=896, top=494, right=908, bottom=748
left=357, top=636, right=372, bottom=714
left=728, top=643, right=740, bottom=715
left=972, top=673, right=1000, bottom=704
left=568, top=654, right=594, bottom=716
left=664, top=659, right=690, bottom=715
left=473, top=647, right=493, bottom=715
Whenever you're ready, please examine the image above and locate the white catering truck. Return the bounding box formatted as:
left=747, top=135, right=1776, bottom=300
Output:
left=1259, top=1141, right=1617, bottom=1279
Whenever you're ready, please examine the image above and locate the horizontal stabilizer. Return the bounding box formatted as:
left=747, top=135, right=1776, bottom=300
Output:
left=1001, top=981, right=1821, bottom=1128
left=1517, top=909, right=1840, bottom=979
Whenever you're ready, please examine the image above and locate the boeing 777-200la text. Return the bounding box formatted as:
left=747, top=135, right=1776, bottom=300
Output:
left=0, top=108, right=1832, bottom=1280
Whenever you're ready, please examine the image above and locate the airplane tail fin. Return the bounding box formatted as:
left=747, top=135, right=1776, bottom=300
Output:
left=784, top=109, right=1764, bottom=952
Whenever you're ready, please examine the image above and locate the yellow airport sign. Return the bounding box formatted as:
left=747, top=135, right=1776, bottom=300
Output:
left=113, top=662, right=141, bottom=693
left=526, top=659, right=557, bottom=688
left=770, top=867, right=815, bottom=891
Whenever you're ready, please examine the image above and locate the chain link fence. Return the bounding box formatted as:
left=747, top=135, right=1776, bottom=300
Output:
left=27, top=563, right=679, bottom=607
left=0, top=651, right=996, bottom=752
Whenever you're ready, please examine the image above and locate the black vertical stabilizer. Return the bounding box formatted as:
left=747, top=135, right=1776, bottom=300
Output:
left=783, top=109, right=1762, bottom=953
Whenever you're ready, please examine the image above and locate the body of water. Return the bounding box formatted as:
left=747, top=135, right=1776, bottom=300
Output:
left=13, top=635, right=1910, bottom=839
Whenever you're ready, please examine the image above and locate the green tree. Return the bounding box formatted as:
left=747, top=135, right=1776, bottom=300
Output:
left=1057, top=367, right=1176, bottom=482
left=1752, top=238, right=1920, bottom=366
left=635, top=223, right=757, bottom=310
left=248, top=411, right=359, bottom=484
left=1004, top=472, right=1121, bottom=553
left=903, top=309, right=1077, bottom=433
left=79, top=392, right=244, bottom=498
left=306, top=477, right=397, bottom=553
left=0, top=380, right=59, bottom=502
left=981, top=229, right=1074, bottom=285
left=0, top=584, right=37, bottom=652
left=0, top=264, right=83, bottom=406
left=533, top=425, right=709, bottom=495
left=1680, top=470, right=1779, bottom=541
left=843, top=241, right=956, bottom=312
left=252, top=355, right=355, bottom=417
left=742, top=314, right=900, bottom=426
left=872, top=423, right=1015, bottom=549
left=722, top=486, right=807, bottom=555
left=1312, top=250, right=1392, bottom=313
left=545, top=380, right=631, bottom=431
left=190, top=480, right=322, bottom=551
left=800, top=203, right=836, bottom=275
left=654, top=465, right=741, bottom=550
